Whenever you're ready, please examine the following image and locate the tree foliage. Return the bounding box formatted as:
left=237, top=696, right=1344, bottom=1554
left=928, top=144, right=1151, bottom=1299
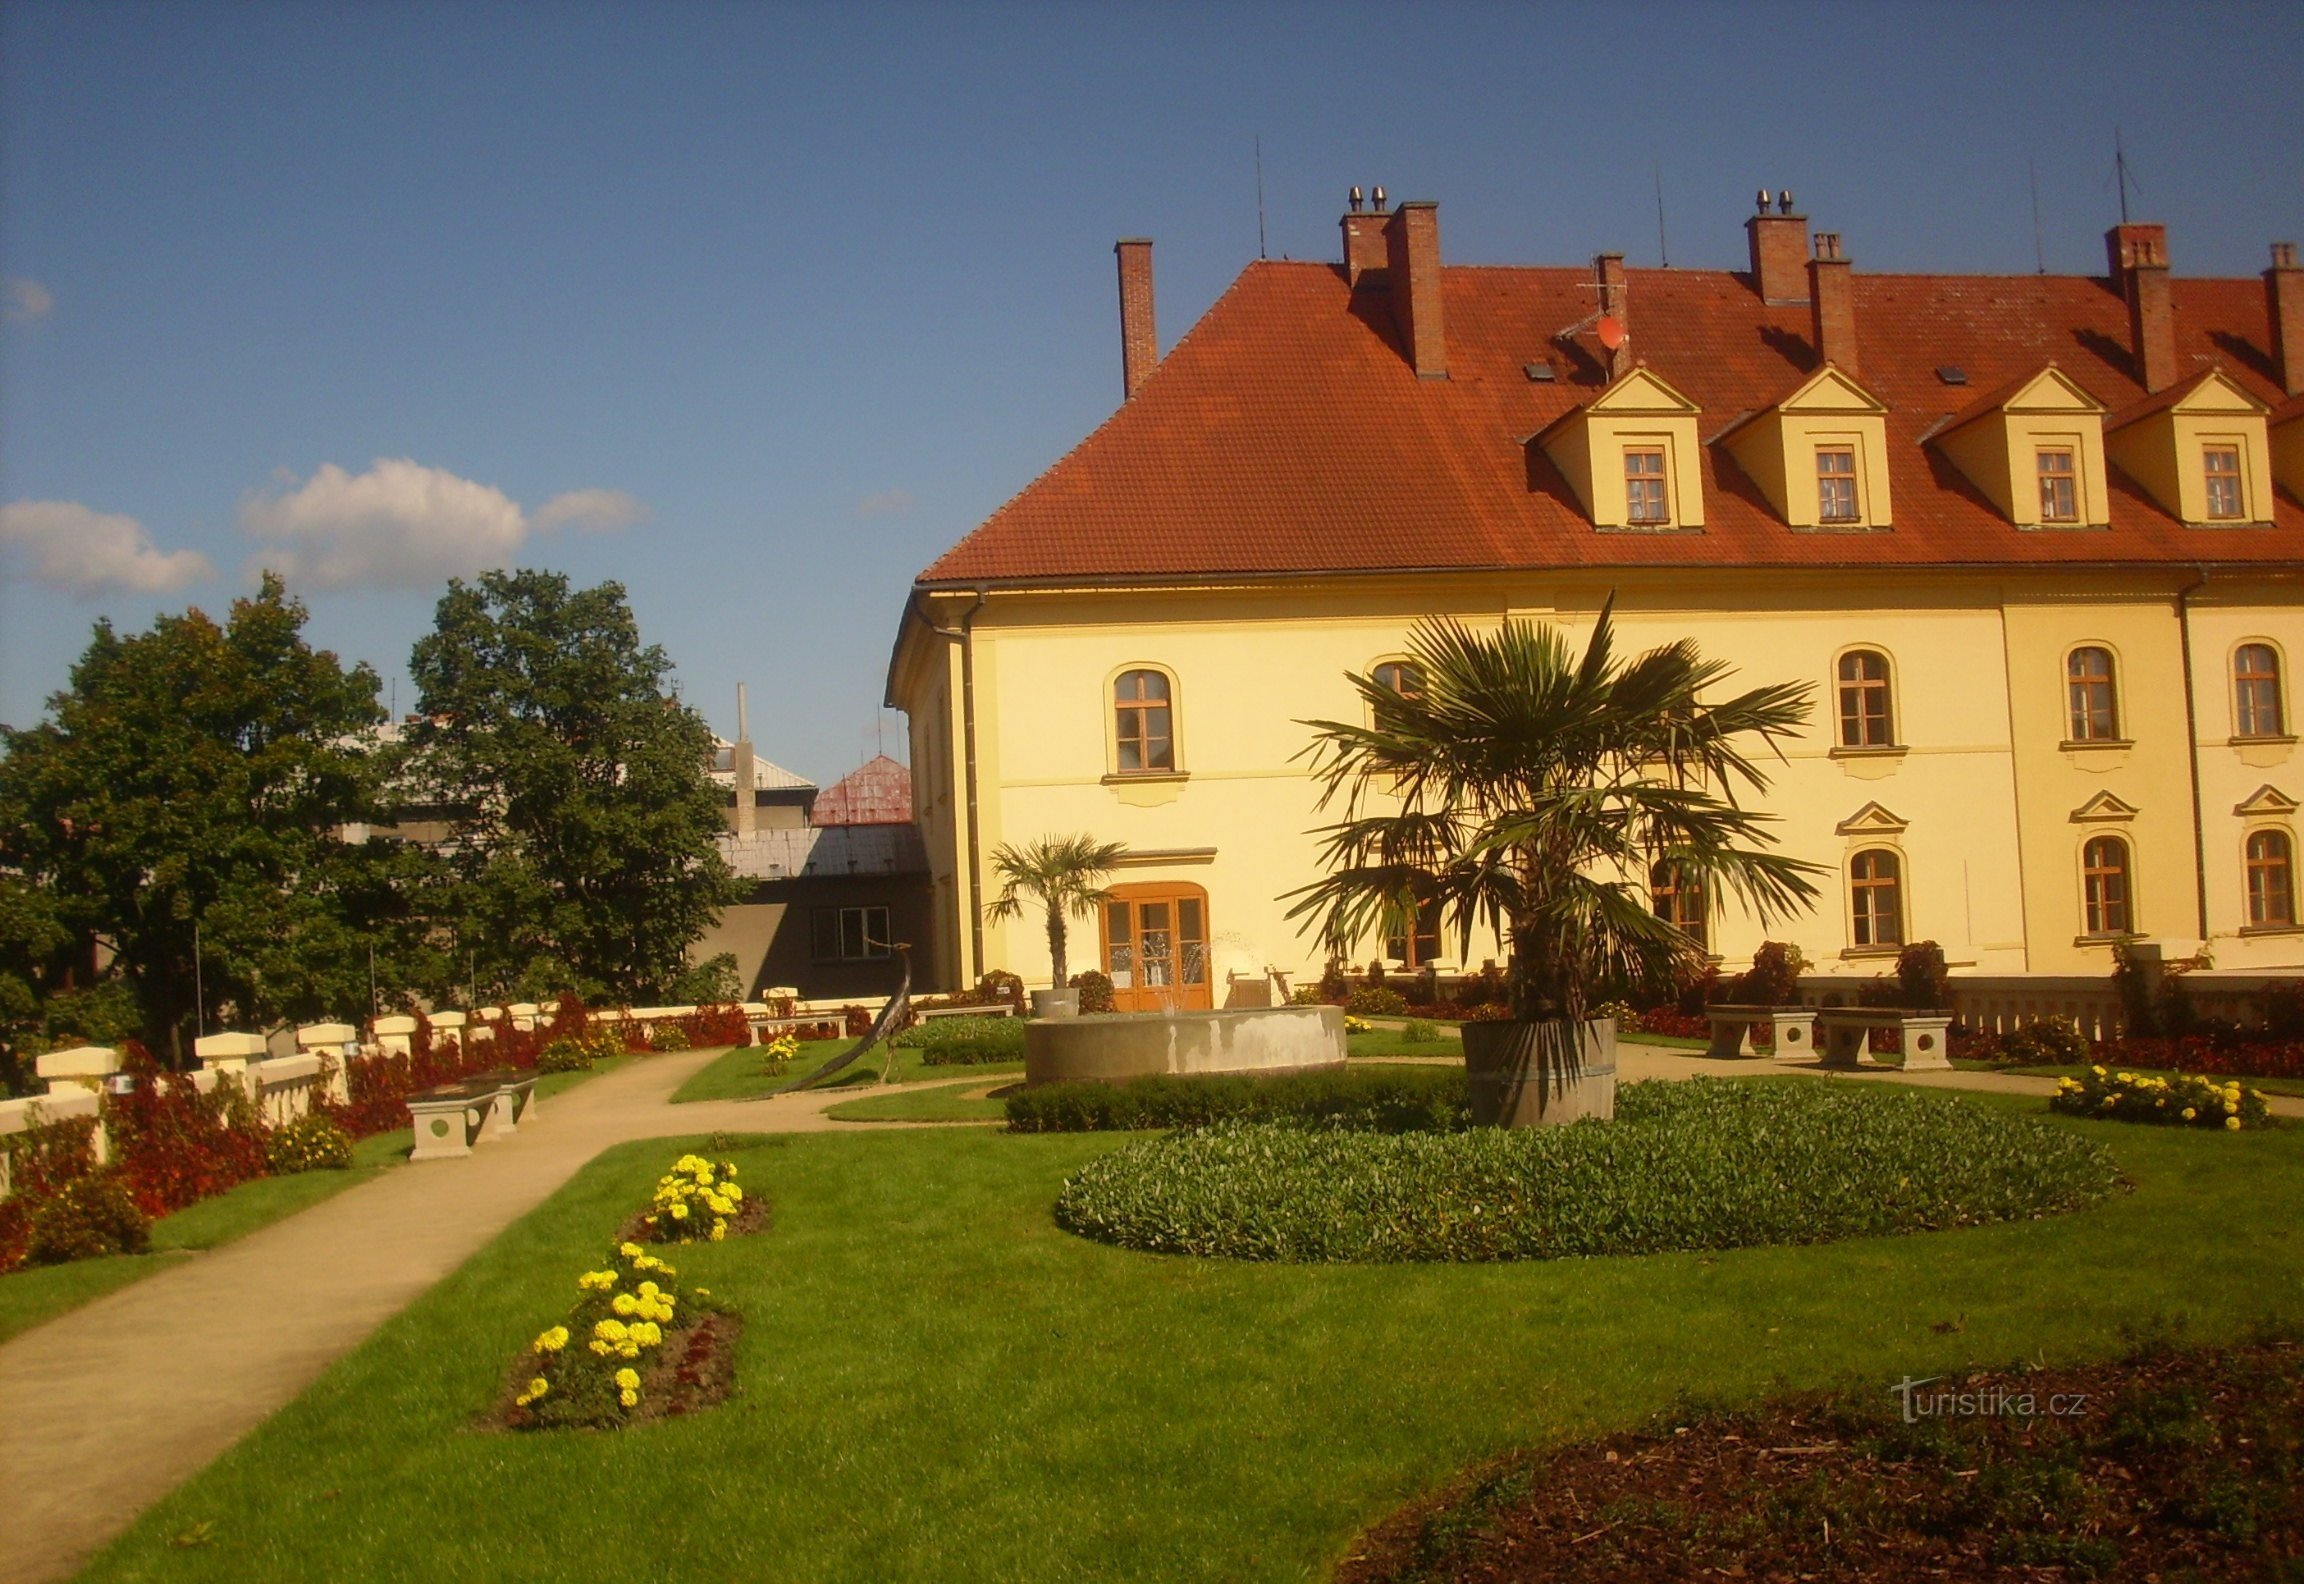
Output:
left=0, top=575, right=402, bottom=1053
left=405, top=569, right=740, bottom=1003
left=1285, top=600, right=1824, bottom=1024
left=984, top=834, right=1128, bottom=989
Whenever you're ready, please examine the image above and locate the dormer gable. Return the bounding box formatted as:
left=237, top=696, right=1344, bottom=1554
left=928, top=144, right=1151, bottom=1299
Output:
left=1717, top=364, right=1893, bottom=530
left=2235, top=783, right=2298, bottom=818
left=2104, top=367, right=2275, bottom=526
left=1532, top=363, right=1705, bottom=530
left=1932, top=364, right=2112, bottom=528
left=1834, top=800, right=1908, bottom=837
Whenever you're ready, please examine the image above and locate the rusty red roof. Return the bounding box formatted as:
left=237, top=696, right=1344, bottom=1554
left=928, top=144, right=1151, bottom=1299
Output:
left=810, top=754, right=913, bottom=827
left=917, top=259, right=2301, bottom=585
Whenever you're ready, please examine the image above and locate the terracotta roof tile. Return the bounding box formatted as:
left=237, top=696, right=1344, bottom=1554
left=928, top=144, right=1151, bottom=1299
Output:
left=918, top=258, right=2302, bottom=584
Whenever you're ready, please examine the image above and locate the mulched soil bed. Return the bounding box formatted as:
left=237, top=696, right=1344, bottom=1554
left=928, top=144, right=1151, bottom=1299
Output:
left=615, top=1189, right=770, bottom=1247
left=486, top=1311, right=743, bottom=1431
left=1338, top=1336, right=2304, bottom=1583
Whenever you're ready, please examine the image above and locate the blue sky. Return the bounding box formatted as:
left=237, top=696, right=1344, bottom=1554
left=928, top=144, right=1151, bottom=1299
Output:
left=3, top=0, right=2298, bottom=784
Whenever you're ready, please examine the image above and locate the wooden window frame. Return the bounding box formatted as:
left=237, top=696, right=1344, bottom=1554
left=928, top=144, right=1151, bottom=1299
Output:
left=1849, top=848, right=1904, bottom=950
left=2066, top=646, right=2120, bottom=743
left=2081, top=835, right=2133, bottom=937
left=1623, top=446, right=1670, bottom=526
left=2234, top=642, right=2286, bottom=739
left=1815, top=445, right=1860, bottom=525
left=1384, top=896, right=1445, bottom=969
left=812, top=904, right=893, bottom=963
left=1834, top=648, right=1896, bottom=749
left=2246, top=829, right=2296, bottom=929
left=1648, top=860, right=1708, bottom=951
left=2036, top=446, right=2079, bottom=524
left=2202, top=443, right=2245, bottom=521
left=1370, top=659, right=1426, bottom=701
left=1111, top=666, right=1178, bottom=776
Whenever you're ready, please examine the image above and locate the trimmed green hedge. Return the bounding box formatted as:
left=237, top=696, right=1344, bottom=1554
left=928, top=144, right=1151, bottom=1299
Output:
left=1006, top=1065, right=1469, bottom=1135
left=895, top=1015, right=1025, bottom=1065
left=1054, top=1079, right=2123, bottom=1263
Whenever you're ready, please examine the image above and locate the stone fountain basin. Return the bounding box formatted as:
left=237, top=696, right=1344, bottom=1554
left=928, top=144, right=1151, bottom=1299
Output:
left=1022, top=1005, right=1348, bottom=1087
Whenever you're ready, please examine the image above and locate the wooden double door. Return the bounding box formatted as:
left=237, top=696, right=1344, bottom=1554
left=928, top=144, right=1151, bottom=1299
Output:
left=1097, top=882, right=1212, bottom=1012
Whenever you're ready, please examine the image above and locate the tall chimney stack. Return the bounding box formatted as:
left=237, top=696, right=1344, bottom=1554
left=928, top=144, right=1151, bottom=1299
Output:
left=1115, top=238, right=1157, bottom=400
left=1808, top=231, right=1857, bottom=374
left=1746, top=189, right=1809, bottom=304
left=1341, top=208, right=1388, bottom=289
left=731, top=682, right=757, bottom=838
left=1383, top=201, right=1447, bottom=380
left=2106, top=222, right=2176, bottom=393
left=1594, top=252, right=1628, bottom=381
left=2268, top=241, right=2304, bottom=397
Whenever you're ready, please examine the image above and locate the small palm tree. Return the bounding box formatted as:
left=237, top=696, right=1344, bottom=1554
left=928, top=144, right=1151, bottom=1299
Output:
left=984, top=834, right=1129, bottom=990
left=1285, top=599, right=1823, bottom=1029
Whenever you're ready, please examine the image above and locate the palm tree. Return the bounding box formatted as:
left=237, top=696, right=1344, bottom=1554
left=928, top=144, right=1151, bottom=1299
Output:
left=1285, top=599, right=1822, bottom=1118
left=983, top=834, right=1129, bottom=991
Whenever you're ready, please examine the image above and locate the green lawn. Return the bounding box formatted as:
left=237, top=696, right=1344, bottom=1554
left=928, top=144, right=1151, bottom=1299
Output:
left=0, top=1055, right=628, bottom=1346
left=1343, top=1028, right=1459, bottom=1060
left=672, top=1038, right=1021, bottom=1102
left=79, top=1086, right=2304, bottom=1583
left=823, top=1082, right=1013, bottom=1123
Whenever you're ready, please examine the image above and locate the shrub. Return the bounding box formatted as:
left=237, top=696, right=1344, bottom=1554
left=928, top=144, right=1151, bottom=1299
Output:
left=976, top=970, right=1026, bottom=1013
left=1006, top=1065, right=1469, bottom=1135
left=0, top=1111, right=101, bottom=1271
left=2259, top=980, right=2304, bottom=1039
left=104, top=1044, right=270, bottom=1216
left=1317, top=959, right=1350, bottom=1004
left=28, top=1174, right=150, bottom=1264
left=895, top=1014, right=1024, bottom=1065
left=636, top=1153, right=748, bottom=1244
left=1054, top=1080, right=2123, bottom=1263
left=1999, top=1018, right=2090, bottom=1067
left=1723, top=941, right=1808, bottom=1006
left=1068, top=970, right=1116, bottom=1014
left=681, top=1004, right=751, bottom=1048
left=756, top=1032, right=799, bottom=1075
left=536, top=1037, right=594, bottom=1074
left=1896, top=941, right=1953, bottom=1010
left=2087, top=1034, right=2304, bottom=1082
left=651, top=1025, right=692, bottom=1052
left=265, top=1113, right=353, bottom=1173
left=2051, top=1067, right=2271, bottom=1130
left=1402, top=1019, right=1439, bottom=1044
left=1346, top=986, right=1408, bottom=1017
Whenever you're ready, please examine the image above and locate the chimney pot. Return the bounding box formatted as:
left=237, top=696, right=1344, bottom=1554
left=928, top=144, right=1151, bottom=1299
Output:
left=2106, top=222, right=2176, bottom=392
left=1114, top=238, right=1157, bottom=400
left=1746, top=198, right=1810, bottom=304
left=2268, top=240, right=2304, bottom=397
left=1384, top=201, right=1446, bottom=379
left=1808, top=234, right=1857, bottom=375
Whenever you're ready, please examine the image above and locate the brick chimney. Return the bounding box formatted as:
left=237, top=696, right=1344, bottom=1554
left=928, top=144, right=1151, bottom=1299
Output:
left=1808, top=231, right=1857, bottom=374
left=2268, top=241, right=2304, bottom=397
left=1383, top=201, right=1446, bottom=379
left=2105, top=222, right=2176, bottom=393
left=1594, top=252, right=1628, bottom=381
left=1115, top=238, right=1157, bottom=400
left=1746, top=192, right=1809, bottom=304
left=1341, top=209, right=1388, bottom=289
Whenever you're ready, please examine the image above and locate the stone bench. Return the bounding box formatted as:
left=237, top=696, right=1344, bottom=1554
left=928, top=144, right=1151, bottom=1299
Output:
left=1703, top=1005, right=1819, bottom=1061
left=1814, top=1008, right=1954, bottom=1072
left=405, top=1069, right=540, bottom=1161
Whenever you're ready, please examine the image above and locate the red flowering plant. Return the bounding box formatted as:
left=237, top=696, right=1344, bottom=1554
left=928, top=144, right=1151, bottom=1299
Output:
left=680, top=1005, right=751, bottom=1049
left=0, top=1111, right=102, bottom=1272
left=102, top=1043, right=269, bottom=1217
left=2091, top=1034, right=2304, bottom=1082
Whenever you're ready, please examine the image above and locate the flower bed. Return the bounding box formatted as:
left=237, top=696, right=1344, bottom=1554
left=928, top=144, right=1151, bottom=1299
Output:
left=499, top=1239, right=740, bottom=1429
left=1054, top=1079, right=2122, bottom=1263
left=623, top=1153, right=766, bottom=1245
left=896, top=1015, right=1024, bottom=1066
left=2051, top=1066, right=2272, bottom=1130
left=1007, top=1065, right=1469, bottom=1136
left=2090, top=1034, right=2304, bottom=1082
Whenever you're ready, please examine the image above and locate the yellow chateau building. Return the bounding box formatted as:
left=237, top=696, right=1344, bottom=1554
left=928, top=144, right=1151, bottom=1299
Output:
left=886, top=195, right=2304, bottom=1008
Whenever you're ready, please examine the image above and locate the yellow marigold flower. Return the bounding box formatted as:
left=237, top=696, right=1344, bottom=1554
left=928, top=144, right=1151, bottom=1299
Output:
left=725, top=1184, right=743, bottom=1203
left=619, top=1242, right=643, bottom=1259
left=2226, top=1116, right=2243, bottom=1130
left=638, top=1281, right=659, bottom=1298
left=619, top=1388, right=639, bottom=1408
left=671, top=1202, right=689, bottom=1220
left=532, top=1326, right=569, bottom=1354
left=2182, top=1108, right=2197, bottom=1121
left=710, top=1221, right=726, bottom=1242
left=595, top=1319, right=628, bottom=1341
left=694, top=1287, right=710, bottom=1297
left=612, top=1293, right=638, bottom=1317
left=614, top=1368, right=640, bottom=1390
left=589, top=1340, right=610, bottom=1356
left=529, top=1376, right=549, bottom=1397
left=634, top=1321, right=661, bottom=1346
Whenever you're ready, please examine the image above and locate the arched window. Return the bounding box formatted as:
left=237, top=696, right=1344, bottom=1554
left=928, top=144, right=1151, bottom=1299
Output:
left=2067, top=647, right=2119, bottom=742
left=1649, top=860, right=1707, bottom=950
left=1384, top=896, right=1444, bottom=968
left=1371, top=660, right=1425, bottom=700
left=1835, top=649, right=1894, bottom=748
left=2247, top=830, right=2295, bottom=928
left=1849, top=849, right=1903, bottom=948
left=1112, top=669, right=1174, bottom=773
left=2081, top=836, right=2132, bottom=936
left=2235, top=644, right=2285, bottom=738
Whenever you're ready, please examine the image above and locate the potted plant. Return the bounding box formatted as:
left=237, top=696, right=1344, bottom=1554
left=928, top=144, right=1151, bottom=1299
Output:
left=983, top=835, right=1128, bottom=1018
left=1286, top=599, right=1822, bottom=1125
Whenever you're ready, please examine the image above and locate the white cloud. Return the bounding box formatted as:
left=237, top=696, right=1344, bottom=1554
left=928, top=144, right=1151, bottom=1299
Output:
left=533, top=487, right=646, bottom=534
left=240, top=459, right=646, bottom=590
left=0, top=500, right=213, bottom=595
left=2, top=278, right=55, bottom=325
left=854, top=487, right=916, bottom=519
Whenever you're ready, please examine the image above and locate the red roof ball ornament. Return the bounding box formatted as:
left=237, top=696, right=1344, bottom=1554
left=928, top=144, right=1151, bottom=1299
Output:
left=1596, top=315, right=1626, bottom=352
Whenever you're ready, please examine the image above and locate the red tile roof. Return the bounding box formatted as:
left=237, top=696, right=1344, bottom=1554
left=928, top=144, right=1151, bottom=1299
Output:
left=917, top=258, right=2302, bottom=585
left=810, top=754, right=913, bottom=827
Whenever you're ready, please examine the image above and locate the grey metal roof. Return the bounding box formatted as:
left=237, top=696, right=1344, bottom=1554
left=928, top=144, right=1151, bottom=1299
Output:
left=720, top=823, right=927, bottom=880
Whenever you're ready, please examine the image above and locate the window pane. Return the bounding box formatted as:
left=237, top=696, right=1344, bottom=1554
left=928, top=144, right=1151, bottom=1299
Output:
left=811, top=908, right=839, bottom=960
left=865, top=907, right=891, bottom=958
left=841, top=909, right=866, bottom=960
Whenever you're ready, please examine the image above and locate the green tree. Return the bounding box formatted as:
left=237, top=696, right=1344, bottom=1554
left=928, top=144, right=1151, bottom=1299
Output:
left=0, top=575, right=399, bottom=1054
left=983, top=834, right=1128, bottom=988
left=1285, top=601, right=1823, bottom=1026
left=405, top=569, right=740, bottom=1002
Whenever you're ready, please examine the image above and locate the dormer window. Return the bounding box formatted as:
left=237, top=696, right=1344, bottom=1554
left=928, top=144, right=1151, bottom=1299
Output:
left=1625, top=448, right=1669, bottom=524
left=1816, top=447, right=1859, bottom=523
left=2204, top=444, right=2244, bottom=519
left=2037, top=448, right=2078, bottom=523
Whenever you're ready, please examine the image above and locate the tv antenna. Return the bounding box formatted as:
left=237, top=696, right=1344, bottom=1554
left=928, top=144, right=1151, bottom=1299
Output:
left=1653, top=164, right=1670, bottom=269
left=1254, top=135, right=1268, bottom=260
left=2111, top=126, right=2143, bottom=223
